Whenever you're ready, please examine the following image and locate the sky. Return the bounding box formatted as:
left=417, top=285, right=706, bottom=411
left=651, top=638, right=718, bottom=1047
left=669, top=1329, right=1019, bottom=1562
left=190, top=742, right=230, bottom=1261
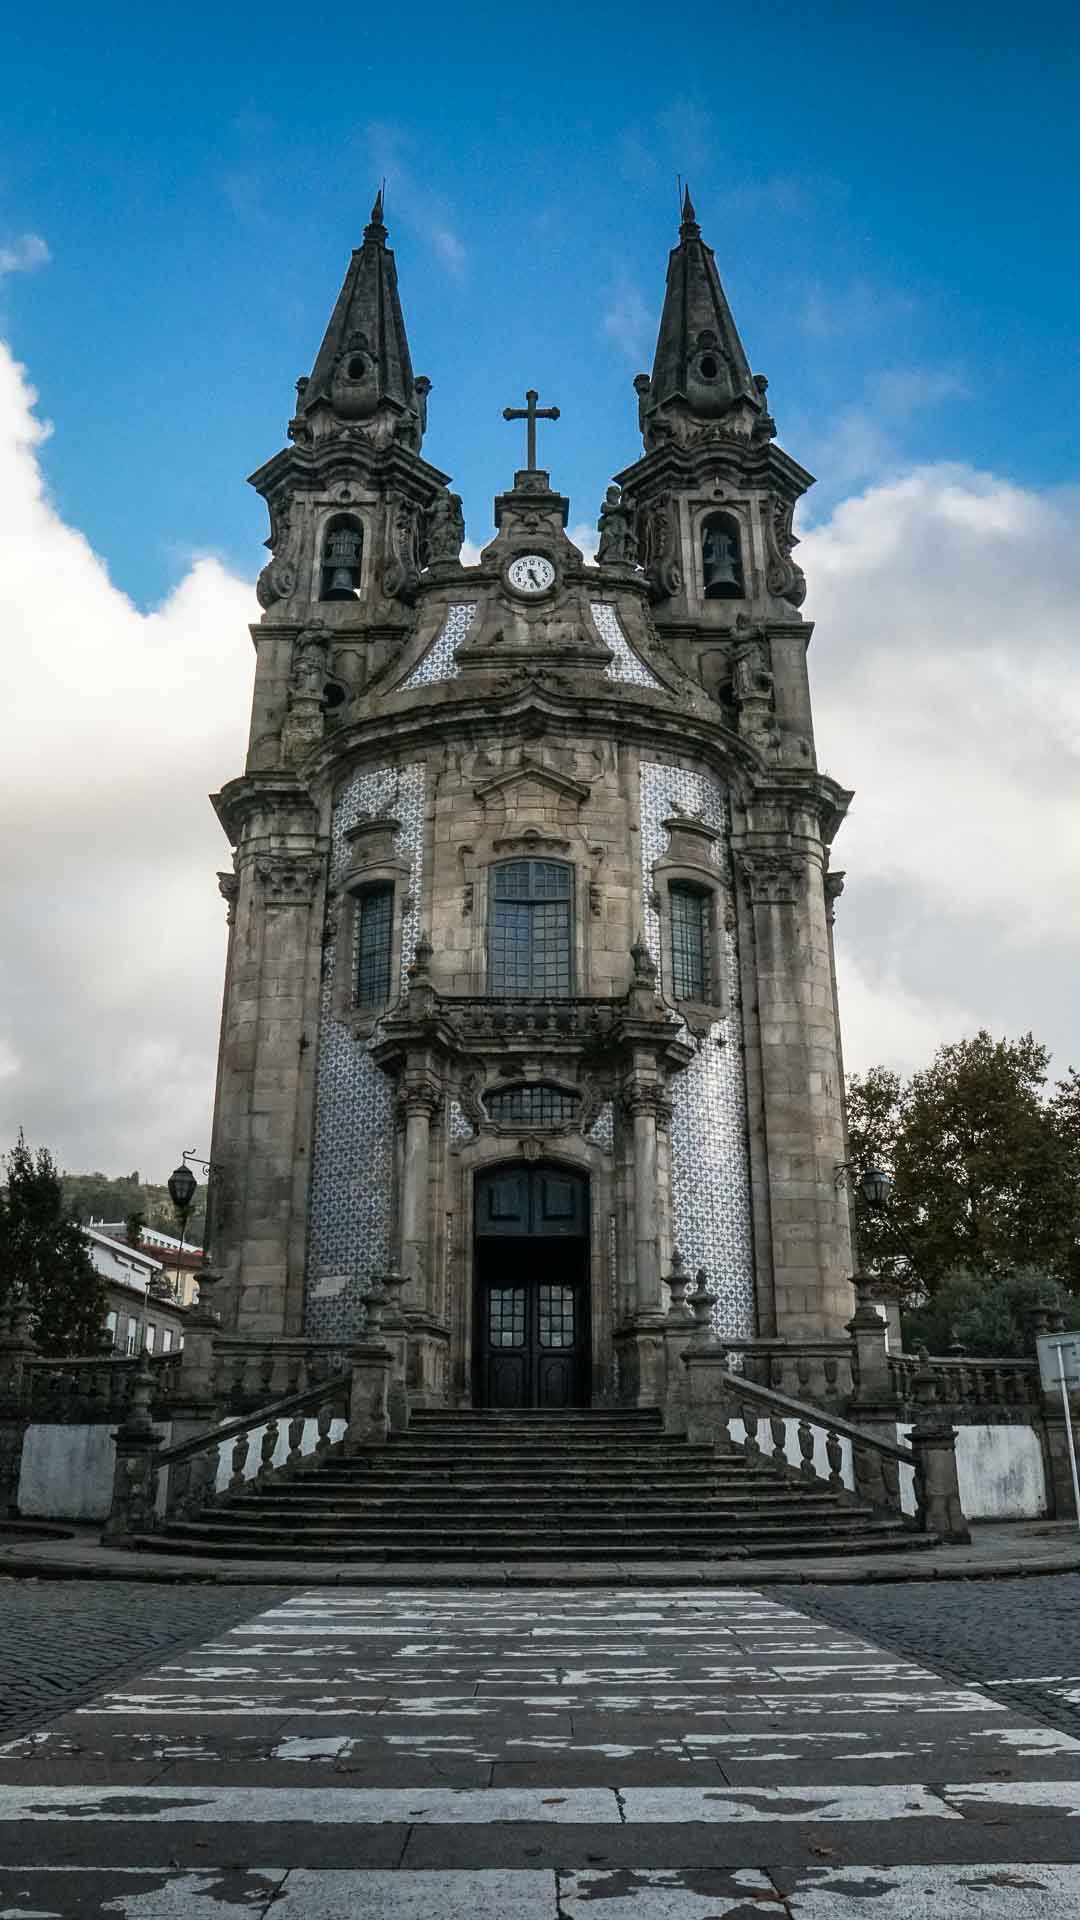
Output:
left=1, top=0, right=1078, bottom=1180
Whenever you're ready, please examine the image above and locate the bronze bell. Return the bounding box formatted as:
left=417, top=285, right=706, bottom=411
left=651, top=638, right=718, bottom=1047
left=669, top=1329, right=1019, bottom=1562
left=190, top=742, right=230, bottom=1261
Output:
left=323, top=526, right=362, bottom=600
left=702, top=525, right=741, bottom=598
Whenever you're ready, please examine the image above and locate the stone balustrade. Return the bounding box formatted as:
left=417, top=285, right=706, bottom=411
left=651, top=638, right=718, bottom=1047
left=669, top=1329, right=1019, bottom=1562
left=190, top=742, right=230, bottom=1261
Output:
left=888, top=1351, right=1040, bottom=1414
left=681, top=1340, right=970, bottom=1544
left=723, top=1339, right=854, bottom=1407
left=105, top=1342, right=393, bottom=1543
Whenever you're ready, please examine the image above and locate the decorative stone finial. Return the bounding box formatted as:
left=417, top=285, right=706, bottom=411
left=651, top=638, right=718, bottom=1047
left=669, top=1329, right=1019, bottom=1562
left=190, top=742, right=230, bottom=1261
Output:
left=630, top=933, right=658, bottom=986
left=680, top=184, right=699, bottom=233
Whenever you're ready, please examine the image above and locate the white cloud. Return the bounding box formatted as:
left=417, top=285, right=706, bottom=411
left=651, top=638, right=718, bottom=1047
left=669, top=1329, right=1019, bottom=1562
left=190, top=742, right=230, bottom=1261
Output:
left=568, top=522, right=599, bottom=564
left=600, top=275, right=653, bottom=364
left=804, top=464, right=1080, bottom=1075
left=0, top=342, right=256, bottom=1178
left=0, top=233, right=49, bottom=280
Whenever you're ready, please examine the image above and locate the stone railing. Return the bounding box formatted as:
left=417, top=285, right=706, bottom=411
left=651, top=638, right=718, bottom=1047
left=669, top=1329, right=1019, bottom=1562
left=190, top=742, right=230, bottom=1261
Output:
left=19, top=1352, right=183, bottom=1423
left=888, top=1351, right=1040, bottom=1414
left=681, top=1339, right=970, bottom=1543
left=104, top=1341, right=394, bottom=1543
left=724, top=1339, right=854, bottom=1407
left=212, top=1337, right=353, bottom=1415
left=438, top=995, right=634, bottom=1044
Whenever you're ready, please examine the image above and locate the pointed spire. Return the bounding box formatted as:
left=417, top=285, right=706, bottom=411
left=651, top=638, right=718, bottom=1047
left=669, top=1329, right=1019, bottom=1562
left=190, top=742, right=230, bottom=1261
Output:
left=638, top=194, right=760, bottom=443
left=300, top=193, right=427, bottom=447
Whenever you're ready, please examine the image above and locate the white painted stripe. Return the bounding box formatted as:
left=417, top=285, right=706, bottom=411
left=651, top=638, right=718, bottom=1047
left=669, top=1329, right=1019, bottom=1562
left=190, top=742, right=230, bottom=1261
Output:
left=0, top=1782, right=984, bottom=1823
left=9, top=1865, right=1080, bottom=1918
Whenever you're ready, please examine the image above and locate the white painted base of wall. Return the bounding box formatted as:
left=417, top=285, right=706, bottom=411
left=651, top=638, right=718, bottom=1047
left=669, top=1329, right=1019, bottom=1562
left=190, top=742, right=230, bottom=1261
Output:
left=896, top=1421, right=1047, bottom=1520
left=18, top=1423, right=172, bottom=1521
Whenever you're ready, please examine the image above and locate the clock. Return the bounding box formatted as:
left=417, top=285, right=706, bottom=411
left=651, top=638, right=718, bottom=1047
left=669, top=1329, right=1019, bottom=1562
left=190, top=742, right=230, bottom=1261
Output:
left=506, top=553, right=556, bottom=596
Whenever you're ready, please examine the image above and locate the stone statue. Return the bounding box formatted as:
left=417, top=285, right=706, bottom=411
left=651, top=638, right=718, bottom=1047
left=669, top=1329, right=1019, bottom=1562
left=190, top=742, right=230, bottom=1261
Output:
left=596, top=485, right=637, bottom=568
left=426, top=490, right=465, bottom=563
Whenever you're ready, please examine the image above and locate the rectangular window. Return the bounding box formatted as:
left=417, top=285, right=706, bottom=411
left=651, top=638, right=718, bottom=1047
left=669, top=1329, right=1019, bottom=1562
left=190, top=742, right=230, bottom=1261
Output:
left=489, top=860, right=572, bottom=996
left=161, top=1328, right=173, bottom=1353
left=105, top=1310, right=118, bottom=1347
left=145, top=1323, right=156, bottom=1353
left=670, top=884, right=710, bottom=1001
left=356, top=884, right=393, bottom=1007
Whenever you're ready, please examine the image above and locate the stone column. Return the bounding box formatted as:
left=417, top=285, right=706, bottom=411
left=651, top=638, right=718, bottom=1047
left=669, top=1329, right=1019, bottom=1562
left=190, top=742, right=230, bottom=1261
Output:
left=908, top=1350, right=970, bottom=1544
left=847, top=1279, right=895, bottom=1408
left=399, top=1081, right=440, bottom=1313
left=343, top=1343, right=393, bottom=1452
left=169, top=1267, right=224, bottom=1452
left=625, top=1076, right=665, bottom=1316
left=104, top=1355, right=162, bottom=1542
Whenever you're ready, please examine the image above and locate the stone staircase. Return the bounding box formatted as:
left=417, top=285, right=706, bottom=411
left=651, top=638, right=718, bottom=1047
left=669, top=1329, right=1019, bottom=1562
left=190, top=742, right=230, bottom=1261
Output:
left=136, top=1408, right=933, bottom=1562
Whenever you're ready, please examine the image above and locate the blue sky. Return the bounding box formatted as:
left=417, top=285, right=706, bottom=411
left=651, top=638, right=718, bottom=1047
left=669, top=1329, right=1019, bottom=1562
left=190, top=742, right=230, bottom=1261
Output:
left=3, top=0, right=1078, bottom=607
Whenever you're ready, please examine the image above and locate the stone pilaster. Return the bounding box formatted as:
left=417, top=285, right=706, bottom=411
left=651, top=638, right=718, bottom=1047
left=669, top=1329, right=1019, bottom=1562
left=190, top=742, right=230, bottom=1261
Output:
left=734, top=820, right=853, bottom=1338
left=210, top=780, right=326, bottom=1338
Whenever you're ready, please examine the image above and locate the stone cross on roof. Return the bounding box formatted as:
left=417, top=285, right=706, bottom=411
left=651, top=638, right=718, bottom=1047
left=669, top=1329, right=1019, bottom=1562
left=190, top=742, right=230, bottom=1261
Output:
left=502, top=388, right=560, bottom=472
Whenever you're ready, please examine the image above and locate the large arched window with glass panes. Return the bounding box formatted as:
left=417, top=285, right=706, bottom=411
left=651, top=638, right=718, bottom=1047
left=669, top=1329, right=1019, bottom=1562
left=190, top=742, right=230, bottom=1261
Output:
left=488, top=859, right=573, bottom=996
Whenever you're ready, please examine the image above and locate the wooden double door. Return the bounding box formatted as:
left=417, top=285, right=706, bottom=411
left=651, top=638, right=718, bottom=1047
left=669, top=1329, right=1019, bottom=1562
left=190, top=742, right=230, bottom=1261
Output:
left=474, top=1166, right=589, bottom=1409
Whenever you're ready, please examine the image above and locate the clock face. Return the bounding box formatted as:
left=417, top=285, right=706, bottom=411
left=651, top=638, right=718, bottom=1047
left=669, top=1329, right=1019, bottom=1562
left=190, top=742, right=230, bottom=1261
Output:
left=507, top=553, right=556, bottom=596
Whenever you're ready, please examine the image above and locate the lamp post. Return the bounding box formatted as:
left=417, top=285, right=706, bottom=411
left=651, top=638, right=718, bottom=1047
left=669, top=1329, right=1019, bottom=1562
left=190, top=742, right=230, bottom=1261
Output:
left=166, top=1151, right=218, bottom=1307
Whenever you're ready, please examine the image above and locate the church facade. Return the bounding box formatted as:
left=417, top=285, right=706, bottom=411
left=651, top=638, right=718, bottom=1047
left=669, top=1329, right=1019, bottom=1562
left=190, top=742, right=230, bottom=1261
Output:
left=207, top=191, right=855, bottom=1409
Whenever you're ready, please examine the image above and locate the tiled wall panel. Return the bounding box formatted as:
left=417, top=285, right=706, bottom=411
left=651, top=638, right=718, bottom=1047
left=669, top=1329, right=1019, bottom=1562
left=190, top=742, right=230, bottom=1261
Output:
left=639, top=763, right=755, bottom=1338
left=304, top=764, right=426, bottom=1338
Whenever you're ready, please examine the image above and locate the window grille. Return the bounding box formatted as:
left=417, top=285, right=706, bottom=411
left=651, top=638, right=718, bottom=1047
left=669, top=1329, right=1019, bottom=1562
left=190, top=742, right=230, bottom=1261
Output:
left=670, top=883, right=710, bottom=1001
left=485, top=1084, right=579, bottom=1128
left=488, top=859, right=572, bottom=995
left=356, top=884, right=394, bottom=1008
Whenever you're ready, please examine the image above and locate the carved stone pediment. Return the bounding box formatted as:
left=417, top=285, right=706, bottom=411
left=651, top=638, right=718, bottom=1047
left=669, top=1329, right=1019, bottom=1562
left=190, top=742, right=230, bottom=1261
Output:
left=661, top=813, right=722, bottom=872
left=474, top=758, right=591, bottom=813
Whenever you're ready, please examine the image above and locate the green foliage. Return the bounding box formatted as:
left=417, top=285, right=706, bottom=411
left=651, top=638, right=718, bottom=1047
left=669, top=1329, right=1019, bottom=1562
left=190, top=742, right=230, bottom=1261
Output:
left=847, top=1032, right=1080, bottom=1295
left=902, top=1266, right=1080, bottom=1359
left=61, top=1171, right=206, bottom=1239
left=0, top=1135, right=108, bottom=1355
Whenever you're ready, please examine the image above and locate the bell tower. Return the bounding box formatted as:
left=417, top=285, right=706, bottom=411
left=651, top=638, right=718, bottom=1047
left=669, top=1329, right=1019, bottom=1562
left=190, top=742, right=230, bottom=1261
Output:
left=614, top=188, right=854, bottom=1344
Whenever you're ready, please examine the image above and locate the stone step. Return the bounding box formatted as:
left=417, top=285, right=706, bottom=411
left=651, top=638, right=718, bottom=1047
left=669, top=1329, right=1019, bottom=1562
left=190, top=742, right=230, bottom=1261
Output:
left=164, top=1510, right=886, bottom=1547
left=226, top=1488, right=838, bottom=1512
left=140, top=1522, right=924, bottom=1563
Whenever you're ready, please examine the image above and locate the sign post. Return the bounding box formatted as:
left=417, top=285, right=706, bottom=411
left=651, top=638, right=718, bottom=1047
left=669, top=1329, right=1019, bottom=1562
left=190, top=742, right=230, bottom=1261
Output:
left=1037, top=1333, right=1080, bottom=1530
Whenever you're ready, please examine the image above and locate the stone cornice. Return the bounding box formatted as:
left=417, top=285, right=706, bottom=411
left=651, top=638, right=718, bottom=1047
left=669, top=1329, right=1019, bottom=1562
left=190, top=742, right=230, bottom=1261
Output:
left=613, top=434, right=815, bottom=501
left=212, top=772, right=318, bottom=846
left=247, top=437, right=451, bottom=502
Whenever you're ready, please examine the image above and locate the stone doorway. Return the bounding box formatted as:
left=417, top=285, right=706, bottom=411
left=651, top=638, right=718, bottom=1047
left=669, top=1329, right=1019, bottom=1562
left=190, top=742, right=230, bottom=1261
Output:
left=473, top=1165, right=590, bottom=1409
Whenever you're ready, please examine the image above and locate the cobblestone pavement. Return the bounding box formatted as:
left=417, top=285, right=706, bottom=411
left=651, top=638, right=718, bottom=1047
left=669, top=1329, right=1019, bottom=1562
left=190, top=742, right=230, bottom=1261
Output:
left=0, top=1580, right=285, bottom=1740
left=785, top=1574, right=1080, bottom=1745
left=5, top=1586, right=1080, bottom=1913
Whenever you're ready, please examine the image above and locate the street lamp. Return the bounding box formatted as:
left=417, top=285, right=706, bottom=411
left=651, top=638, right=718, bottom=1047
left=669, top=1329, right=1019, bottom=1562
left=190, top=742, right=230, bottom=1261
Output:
left=167, top=1162, right=197, bottom=1217
left=859, top=1165, right=893, bottom=1212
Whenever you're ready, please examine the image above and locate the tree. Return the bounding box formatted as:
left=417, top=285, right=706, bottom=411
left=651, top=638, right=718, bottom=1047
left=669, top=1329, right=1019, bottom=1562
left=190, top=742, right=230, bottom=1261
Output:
left=901, top=1265, right=1080, bottom=1357
left=847, top=1032, right=1079, bottom=1296
left=0, top=1135, right=108, bottom=1354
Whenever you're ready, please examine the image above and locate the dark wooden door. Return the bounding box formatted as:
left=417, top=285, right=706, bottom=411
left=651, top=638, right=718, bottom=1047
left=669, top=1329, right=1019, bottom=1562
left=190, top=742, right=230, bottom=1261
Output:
left=475, top=1167, right=589, bottom=1409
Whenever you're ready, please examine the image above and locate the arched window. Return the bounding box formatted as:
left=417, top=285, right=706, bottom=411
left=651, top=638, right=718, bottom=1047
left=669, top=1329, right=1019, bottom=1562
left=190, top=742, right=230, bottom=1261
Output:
left=484, top=1084, right=579, bottom=1128
left=488, top=859, right=573, bottom=996
left=670, top=882, right=710, bottom=1001
left=701, top=512, right=744, bottom=600
left=320, top=515, right=364, bottom=601
left=355, top=883, right=394, bottom=1008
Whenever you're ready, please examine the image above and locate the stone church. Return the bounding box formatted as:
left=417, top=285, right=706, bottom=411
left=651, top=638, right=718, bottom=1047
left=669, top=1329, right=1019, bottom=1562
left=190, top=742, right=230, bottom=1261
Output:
left=208, top=189, right=855, bottom=1411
